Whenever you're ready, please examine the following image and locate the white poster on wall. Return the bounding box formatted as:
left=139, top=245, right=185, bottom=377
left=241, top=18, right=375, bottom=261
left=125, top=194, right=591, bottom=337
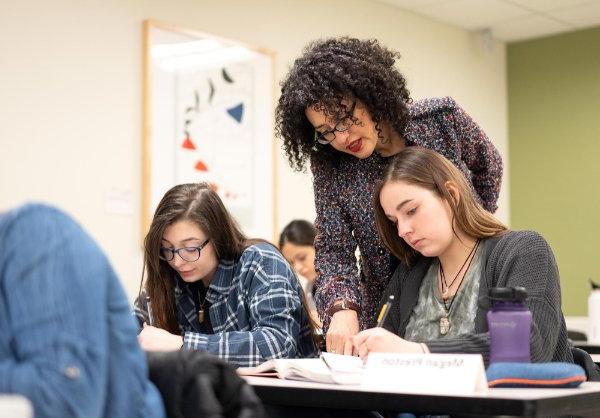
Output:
left=144, top=23, right=274, bottom=241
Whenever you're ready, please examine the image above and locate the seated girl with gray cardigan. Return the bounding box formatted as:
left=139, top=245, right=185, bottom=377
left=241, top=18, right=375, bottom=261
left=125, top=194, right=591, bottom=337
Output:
left=352, top=147, right=573, bottom=365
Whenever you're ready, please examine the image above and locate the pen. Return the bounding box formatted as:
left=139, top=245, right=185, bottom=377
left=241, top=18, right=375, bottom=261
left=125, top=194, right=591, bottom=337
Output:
left=376, top=295, right=394, bottom=327
left=321, top=353, right=333, bottom=371
left=146, top=295, right=154, bottom=326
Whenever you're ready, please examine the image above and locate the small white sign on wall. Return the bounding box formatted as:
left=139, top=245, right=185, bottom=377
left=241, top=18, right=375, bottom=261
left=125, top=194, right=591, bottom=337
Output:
left=362, top=353, right=487, bottom=394
left=104, top=188, right=133, bottom=215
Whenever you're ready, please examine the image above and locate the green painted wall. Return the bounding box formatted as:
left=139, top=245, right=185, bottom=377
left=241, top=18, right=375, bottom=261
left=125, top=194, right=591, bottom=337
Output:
left=508, top=27, right=600, bottom=315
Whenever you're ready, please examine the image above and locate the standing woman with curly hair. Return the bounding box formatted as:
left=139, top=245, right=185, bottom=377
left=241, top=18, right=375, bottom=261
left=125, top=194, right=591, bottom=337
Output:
left=275, top=37, right=503, bottom=356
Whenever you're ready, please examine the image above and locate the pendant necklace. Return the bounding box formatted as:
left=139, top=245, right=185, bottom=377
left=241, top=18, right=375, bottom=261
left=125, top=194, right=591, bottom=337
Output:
left=197, top=287, right=208, bottom=323
left=438, top=240, right=480, bottom=335
left=198, top=285, right=208, bottom=323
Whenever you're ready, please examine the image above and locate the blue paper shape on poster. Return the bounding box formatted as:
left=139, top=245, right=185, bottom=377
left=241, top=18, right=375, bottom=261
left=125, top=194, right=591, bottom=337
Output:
left=227, top=103, right=244, bottom=124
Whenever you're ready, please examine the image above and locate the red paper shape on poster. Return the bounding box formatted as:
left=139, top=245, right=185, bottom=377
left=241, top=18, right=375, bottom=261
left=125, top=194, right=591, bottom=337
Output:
left=182, top=137, right=196, bottom=150
left=195, top=160, right=209, bottom=172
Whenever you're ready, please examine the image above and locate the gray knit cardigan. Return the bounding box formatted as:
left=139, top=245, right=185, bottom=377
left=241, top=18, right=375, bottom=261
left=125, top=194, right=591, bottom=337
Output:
left=381, top=230, right=573, bottom=365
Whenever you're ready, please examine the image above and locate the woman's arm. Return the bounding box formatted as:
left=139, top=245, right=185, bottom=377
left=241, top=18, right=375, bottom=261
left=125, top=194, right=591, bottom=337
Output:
left=451, top=100, right=503, bottom=213
left=311, top=159, right=364, bottom=353
left=311, top=159, right=362, bottom=332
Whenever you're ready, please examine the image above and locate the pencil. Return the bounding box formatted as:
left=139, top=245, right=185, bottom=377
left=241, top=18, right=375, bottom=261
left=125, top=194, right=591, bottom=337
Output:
left=376, top=295, right=394, bottom=327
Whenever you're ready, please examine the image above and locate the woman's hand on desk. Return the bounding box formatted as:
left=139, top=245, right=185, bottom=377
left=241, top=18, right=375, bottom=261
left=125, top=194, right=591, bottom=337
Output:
left=138, top=323, right=183, bottom=352
left=327, top=309, right=360, bottom=355
left=352, top=328, right=423, bottom=361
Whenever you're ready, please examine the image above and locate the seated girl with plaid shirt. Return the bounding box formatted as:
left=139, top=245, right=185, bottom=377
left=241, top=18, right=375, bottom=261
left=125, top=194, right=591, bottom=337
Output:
left=134, top=183, right=318, bottom=367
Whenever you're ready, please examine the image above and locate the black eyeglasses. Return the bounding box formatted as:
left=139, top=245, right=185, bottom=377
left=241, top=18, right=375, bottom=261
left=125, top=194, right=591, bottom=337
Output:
left=314, top=101, right=357, bottom=145
left=159, top=238, right=210, bottom=262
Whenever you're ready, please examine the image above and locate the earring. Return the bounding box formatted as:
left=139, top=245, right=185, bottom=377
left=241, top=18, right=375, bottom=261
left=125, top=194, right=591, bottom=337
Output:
left=375, top=122, right=389, bottom=144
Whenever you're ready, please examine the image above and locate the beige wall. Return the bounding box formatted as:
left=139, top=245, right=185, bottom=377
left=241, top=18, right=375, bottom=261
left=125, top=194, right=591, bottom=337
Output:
left=0, top=0, right=508, bottom=299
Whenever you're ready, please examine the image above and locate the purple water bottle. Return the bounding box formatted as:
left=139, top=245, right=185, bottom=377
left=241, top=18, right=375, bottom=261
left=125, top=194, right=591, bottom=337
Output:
left=487, top=287, right=532, bottom=363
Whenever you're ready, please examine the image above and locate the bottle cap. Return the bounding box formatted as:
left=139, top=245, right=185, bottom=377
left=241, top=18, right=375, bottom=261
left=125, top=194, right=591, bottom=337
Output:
left=590, top=278, right=600, bottom=290
left=489, top=286, right=527, bottom=301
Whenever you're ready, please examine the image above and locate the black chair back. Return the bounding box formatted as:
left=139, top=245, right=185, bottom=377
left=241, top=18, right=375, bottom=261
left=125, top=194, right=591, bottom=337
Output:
left=571, top=346, right=600, bottom=381
left=147, top=351, right=265, bottom=418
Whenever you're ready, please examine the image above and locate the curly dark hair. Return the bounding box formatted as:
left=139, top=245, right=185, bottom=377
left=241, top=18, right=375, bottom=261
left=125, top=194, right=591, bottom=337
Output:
left=275, top=37, right=412, bottom=171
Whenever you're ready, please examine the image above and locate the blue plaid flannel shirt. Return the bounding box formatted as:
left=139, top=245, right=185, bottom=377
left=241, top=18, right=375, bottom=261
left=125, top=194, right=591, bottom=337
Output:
left=135, top=242, right=318, bottom=367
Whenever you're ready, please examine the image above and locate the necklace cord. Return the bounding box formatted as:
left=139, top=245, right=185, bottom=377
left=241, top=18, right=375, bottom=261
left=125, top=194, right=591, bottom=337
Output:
left=439, top=240, right=480, bottom=313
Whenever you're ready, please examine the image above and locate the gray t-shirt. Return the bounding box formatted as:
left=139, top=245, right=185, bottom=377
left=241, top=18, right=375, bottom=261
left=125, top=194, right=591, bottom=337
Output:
left=404, top=247, right=484, bottom=341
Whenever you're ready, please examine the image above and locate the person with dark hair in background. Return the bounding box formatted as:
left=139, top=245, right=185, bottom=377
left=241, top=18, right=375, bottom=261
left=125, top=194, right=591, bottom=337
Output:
left=279, top=219, right=321, bottom=326
left=0, top=203, right=164, bottom=418
left=276, top=37, right=503, bottom=355
left=134, top=183, right=318, bottom=367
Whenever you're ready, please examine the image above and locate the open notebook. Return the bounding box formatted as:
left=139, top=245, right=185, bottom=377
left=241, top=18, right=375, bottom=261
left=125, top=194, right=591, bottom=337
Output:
left=237, top=353, right=364, bottom=385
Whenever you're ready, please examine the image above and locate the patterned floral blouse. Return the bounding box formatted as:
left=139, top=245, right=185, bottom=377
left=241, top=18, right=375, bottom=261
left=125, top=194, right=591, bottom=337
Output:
left=311, top=97, right=503, bottom=332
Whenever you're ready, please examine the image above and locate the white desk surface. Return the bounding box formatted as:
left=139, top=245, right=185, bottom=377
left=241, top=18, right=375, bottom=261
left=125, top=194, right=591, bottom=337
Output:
left=0, top=395, right=32, bottom=418
left=245, top=376, right=600, bottom=399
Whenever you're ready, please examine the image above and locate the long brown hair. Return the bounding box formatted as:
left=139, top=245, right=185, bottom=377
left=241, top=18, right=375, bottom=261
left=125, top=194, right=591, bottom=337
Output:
left=373, top=147, right=507, bottom=266
left=141, top=182, right=318, bottom=336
